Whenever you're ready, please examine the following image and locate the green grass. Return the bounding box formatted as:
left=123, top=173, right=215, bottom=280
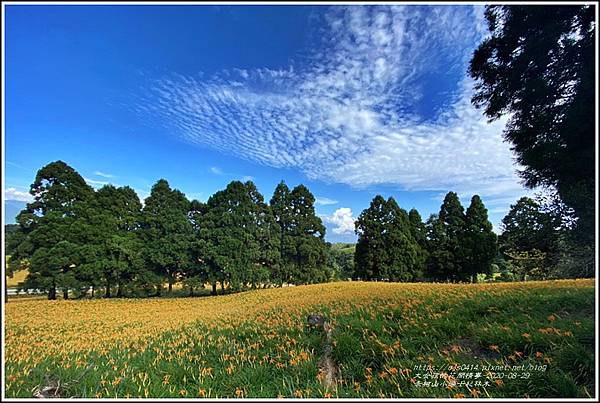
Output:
left=4, top=280, right=595, bottom=398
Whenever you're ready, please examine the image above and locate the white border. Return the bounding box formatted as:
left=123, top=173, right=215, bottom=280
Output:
left=1, top=1, right=598, bottom=401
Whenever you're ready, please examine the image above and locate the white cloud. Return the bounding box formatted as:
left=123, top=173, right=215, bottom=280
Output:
left=5, top=187, right=32, bottom=202
left=94, top=171, right=114, bottom=178
left=210, top=166, right=223, bottom=175
left=315, top=197, right=339, bottom=206
left=84, top=177, right=109, bottom=187
left=240, top=175, right=254, bottom=182
left=325, top=207, right=356, bottom=235
left=137, top=5, right=529, bottom=216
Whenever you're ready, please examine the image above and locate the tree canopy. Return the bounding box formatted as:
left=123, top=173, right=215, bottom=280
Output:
left=469, top=5, right=595, bottom=243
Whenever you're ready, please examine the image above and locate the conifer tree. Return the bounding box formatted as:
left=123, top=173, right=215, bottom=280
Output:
left=463, top=195, right=497, bottom=282
left=141, top=179, right=192, bottom=295
left=288, top=185, right=328, bottom=284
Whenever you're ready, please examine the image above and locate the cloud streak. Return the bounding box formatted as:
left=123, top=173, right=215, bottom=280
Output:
left=315, top=197, right=339, bottom=206
left=136, top=5, right=529, bottom=216
left=94, top=171, right=115, bottom=178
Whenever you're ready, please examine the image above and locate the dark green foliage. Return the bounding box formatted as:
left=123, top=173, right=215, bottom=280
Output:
left=500, top=197, right=557, bottom=254
left=201, top=181, right=279, bottom=292
left=426, top=192, right=466, bottom=281
left=463, top=195, right=498, bottom=280
left=469, top=5, right=595, bottom=245
left=75, top=185, right=144, bottom=297
left=14, top=161, right=94, bottom=299
left=354, top=196, right=424, bottom=281
left=499, top=196, right=593, bottom=280
left=269, top=181, right=294, bottom=285
left=288, top=185, right=328, bottom=284
left=140, top=179, right=192, bottom=295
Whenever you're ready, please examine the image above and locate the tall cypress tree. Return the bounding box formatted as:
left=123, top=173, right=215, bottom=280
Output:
left=464, top=195, right=498, bottom=282
left=269, top=181, right=293, bottom=285
left=408, top=208, right=429, bottom=276
left=141, top=179, right=192, bottom=295
left=426, top=192, right=467, bottom=282
left=201, top=181, right=274, bottom=292
left=384, top=198, right=425, bottom=281
left=354, top=196, right=388, bottom=280
left=288, top=185, right=328, bottom=284
left=355, top=196, right=424, bottom=282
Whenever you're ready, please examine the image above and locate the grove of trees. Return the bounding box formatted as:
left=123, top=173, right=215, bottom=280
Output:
left=5, top=160, right=593, bottom=301
left=7, top=161, right=330, bottom=299
left=354, top=192, right=497, bottom=283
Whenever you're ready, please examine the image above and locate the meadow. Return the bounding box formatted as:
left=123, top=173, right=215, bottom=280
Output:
left=4, top=279, right=595, bottom=398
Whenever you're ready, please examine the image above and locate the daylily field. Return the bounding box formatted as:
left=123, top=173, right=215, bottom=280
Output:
left=4, top=280, right=595, bottom=398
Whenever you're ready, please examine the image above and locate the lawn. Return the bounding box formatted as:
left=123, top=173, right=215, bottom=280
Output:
left=3, top=279, right=595, bottom=398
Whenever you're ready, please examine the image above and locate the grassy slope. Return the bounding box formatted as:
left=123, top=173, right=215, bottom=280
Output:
left=4, top=280, right=595, bottom=398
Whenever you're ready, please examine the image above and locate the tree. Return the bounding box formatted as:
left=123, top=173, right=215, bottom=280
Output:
left=201, top=181, right=277, bottom=293
left=499, top=196, right=561, bottom=279
left=355, top=196, right=424, bottom=282
left=384, top=199, right=426, bottom=281
left=426, top=192, right=467, bottom=281
left=500, top=197, right=557, bottom=253
left=354, top=196, right=388, bottom=280
left=186, top=199, right=208, bottom=296
left=269, top=181, right=294, bottom=285
left=463, top=195, right=498, bottom=282
left=74, top=185, right=143, bottom=298
left=16, top=161, right=93, bottom=299
left=140, top=180, right=192, bottom=295
left=288, top=185, right=328, bottom=284
left=408, top=208, right=429, bottom=276
left=469, top=5, right=595, bottom=244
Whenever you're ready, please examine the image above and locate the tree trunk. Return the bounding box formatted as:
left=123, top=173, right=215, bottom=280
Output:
left=48, top=281, right=56, bottom=300
left=4, top=273, right=8, bottom=303
left=168, top=281, right=173, bottom=294
left=211, top=282, right=217, bottom=296
left=91, top=285, right=95, bottom=298
left=105, top=280, right=111, bottom=298
left=221, top=280, right=225, bottom=295
left=117, top=283, right=123, bottom=298
left=189, top=286, right=194, bottom=297
left=63, top=289, right=69, bottom=300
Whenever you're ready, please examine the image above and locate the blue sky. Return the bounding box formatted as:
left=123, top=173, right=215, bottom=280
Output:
left=4, top=5, right=531, bottom=242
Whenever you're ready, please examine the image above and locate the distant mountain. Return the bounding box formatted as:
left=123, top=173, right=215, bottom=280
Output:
left=4, top=200, right=27, bottom=224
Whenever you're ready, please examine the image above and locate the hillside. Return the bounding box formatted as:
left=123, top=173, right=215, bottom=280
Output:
left=4, top=280, right=594, bottom=398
